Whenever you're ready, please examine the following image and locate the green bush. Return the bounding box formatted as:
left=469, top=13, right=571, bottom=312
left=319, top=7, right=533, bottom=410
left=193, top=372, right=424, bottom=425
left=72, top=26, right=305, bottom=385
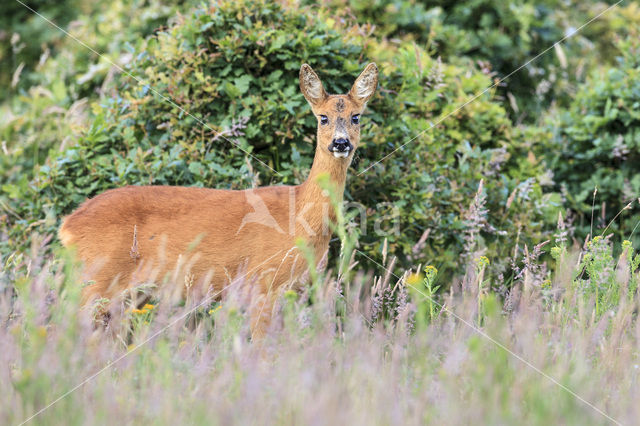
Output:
left=0, top=0, right=82, bottom=100
left=0, top=0, right=197, bottom=252
left=3, top=0, right=560, bottom=281
left=316, top=0, right=640, bottom=120
left=0, top=0, right=192, bottom=184
left=350, top=42, right=559, bottom=276
left=2, top=0, right=364, bottom=254
left=546, top=35, right=640, bottom=241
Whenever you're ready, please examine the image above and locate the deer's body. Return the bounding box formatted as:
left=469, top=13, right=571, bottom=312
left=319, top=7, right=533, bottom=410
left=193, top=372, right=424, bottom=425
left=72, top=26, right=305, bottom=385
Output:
left=60, top=63, right=378, bottom=336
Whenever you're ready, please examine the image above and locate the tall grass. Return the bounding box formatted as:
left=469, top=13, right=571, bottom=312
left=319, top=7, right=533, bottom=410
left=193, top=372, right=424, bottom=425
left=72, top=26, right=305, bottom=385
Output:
left=1, top=226, right=639, bottom=425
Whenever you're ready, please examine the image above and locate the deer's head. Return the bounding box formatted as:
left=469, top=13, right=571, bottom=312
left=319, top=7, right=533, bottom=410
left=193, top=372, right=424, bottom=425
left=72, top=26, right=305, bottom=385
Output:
left=300, top=63, right=378, bottom=160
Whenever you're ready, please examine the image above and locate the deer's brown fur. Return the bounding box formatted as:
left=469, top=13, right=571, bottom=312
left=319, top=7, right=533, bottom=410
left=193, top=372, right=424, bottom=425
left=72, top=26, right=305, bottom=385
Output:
left=59, top=63, right=378, bottom=337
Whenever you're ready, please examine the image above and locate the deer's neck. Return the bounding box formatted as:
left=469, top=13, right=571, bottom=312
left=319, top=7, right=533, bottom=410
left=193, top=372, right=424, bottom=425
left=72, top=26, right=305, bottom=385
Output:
left=300, top=148, right=348, bottom=204
left=294, top=148, right=349, bottom=240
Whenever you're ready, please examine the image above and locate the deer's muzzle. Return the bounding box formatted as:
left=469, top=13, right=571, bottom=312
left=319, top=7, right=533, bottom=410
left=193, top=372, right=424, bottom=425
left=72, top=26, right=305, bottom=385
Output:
left=329, top=138, right=352, bottom=158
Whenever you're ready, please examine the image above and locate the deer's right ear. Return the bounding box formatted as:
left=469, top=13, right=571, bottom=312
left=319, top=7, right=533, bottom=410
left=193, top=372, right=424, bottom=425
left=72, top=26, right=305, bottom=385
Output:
left=300, top=64, right=327, bottom=107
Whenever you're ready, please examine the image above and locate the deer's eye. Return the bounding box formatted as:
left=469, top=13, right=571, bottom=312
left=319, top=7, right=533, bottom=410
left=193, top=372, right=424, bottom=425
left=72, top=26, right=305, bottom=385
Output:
left=351, top=114, right=360, bottom=125
left=320, top=115, right=329, bottom=125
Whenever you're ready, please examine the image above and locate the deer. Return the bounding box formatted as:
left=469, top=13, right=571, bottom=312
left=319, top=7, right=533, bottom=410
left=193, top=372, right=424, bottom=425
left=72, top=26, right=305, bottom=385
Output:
left=59, top=62, right=378, bottom=338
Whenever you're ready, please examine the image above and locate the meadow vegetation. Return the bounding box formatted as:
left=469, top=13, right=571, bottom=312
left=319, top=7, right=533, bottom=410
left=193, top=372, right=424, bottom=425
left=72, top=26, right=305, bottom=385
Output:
left=1, top=0, right=640, bottom=424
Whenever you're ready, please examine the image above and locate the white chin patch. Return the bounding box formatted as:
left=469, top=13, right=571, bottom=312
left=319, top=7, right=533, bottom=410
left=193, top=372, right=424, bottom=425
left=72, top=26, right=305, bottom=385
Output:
left=333, top=151, right=350, bottom=158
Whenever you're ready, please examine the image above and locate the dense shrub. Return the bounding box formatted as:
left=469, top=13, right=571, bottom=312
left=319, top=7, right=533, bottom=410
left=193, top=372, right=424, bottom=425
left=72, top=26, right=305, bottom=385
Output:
left=350, top=42, right=559, bottom=276
left=2, top=0, right=560, bottom=282
left=0, top=0, right=192, bottom=186
left=0, top=0, right=200, bottom=255
left=547, top=36, right=640, bottom=241
left=316, top=0, right=640, bottom=119
left=2, top=0, right=365, bottom=255
left=0, top=0, right=82, bottom=100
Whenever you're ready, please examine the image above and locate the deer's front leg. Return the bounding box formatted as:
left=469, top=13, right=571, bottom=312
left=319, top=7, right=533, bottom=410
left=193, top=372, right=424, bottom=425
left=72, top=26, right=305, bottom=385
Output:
left=249, top=290, right=278, bottom=340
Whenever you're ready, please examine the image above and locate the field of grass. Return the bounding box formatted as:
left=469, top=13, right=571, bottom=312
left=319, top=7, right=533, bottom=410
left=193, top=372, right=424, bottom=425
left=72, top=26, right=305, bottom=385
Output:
left=2, top=228, right=639, bottom=425
left=2, top=0, right=640, bottom=424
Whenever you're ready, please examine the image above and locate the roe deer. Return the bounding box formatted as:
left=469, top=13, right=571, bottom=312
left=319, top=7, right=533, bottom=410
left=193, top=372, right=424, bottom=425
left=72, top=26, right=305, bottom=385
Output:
left=59, top=63, right=378, bottom=337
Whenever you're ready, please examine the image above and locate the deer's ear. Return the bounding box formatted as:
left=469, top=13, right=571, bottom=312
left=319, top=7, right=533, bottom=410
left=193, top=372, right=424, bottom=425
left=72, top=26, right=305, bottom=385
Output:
left=300, top=64, right=327, bottom=107
left=349, top=63, right=378, bottom=105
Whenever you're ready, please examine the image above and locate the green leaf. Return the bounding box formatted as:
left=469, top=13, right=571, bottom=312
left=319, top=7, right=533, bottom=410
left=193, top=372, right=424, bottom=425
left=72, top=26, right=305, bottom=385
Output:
left=234, top=75, right=252, bottom=95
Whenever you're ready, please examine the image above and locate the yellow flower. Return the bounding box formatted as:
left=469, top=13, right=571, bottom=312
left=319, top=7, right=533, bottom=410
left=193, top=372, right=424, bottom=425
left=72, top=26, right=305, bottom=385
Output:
left=143, top=303, right=155, bottom=311
left=284, top=290, right=298, bottom=299
left=406, top=273, right=423, bottom=286
left=424, top=265, right=438, bottom=275
left=475, top=256, right=490, bottom=269
left=622, top=240, right=633, bottom=250
left=36, top=326, right=47, bottom=339
left=588, top=235, right=602, bottom=249
left=208, top=305, right=222, bottom=315
left=131, top=308, right=145, bottom=315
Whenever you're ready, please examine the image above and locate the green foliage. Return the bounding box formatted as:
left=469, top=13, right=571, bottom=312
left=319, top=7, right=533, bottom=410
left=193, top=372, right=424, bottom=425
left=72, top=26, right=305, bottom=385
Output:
left=0, top=0, right=190, bottom=184
left=317, top=0, right=640, bottom=119
left=560, top=236, right=640, bottom=319
left=2, top=0, right=559, bottom=279
left=407, top=265, right=440, bottom=326
left=350, top=43, right=558, bottom=276
left=4, top=2, right=640, bottom=422
left=0, top=0, right=81, bottom=100
left=547, top=36, right=640, bottom=240
left=3, top=0, right=362, bottom=248
left=0, top=0, right=197, bottom=254
left=577, top=236, right=620, bottom=316
left=1, top=0, right=639, bottom=292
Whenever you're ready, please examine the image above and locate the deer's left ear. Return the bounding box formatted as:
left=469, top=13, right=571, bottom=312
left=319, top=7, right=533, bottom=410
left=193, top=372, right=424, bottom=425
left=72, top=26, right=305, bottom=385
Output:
left=349, top=63, right=378, bottom=105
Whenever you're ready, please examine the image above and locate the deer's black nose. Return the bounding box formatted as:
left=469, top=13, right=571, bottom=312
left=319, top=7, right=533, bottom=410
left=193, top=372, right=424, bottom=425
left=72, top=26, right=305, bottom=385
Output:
left=329, top=138, right=352, bottom=152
